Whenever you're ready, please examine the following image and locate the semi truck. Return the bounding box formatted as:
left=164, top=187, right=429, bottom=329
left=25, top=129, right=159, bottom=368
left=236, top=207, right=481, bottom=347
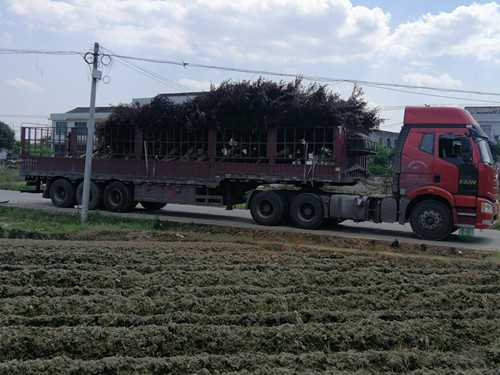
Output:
left=20, top=106, right=498, bottom=240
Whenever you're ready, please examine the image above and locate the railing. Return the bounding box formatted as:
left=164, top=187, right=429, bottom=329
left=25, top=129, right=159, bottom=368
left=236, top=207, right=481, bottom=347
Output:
left=21, top=126, right=88, bottom=158
left=347, top=135, right=376, bottom=155
left=21, top=125, right=340, bottom=166
left=21, top=127, right=60, bottom=158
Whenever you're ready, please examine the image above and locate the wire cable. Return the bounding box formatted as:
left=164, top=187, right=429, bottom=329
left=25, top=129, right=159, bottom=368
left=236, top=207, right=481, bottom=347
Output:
left=108, top=52, right=500, bottom=98
left=0, top=114, right=48, bottom=119
left=0, top=48, right=81, bottom=56
left=100, top=47, right=190, bottom=92
left=4, top=47, right=500, bottom=103
left=363, top=84, right=500, bottom=105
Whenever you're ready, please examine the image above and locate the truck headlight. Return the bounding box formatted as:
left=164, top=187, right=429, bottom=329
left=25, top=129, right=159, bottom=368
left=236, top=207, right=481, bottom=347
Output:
left=481, top=202, right=495, bottom=214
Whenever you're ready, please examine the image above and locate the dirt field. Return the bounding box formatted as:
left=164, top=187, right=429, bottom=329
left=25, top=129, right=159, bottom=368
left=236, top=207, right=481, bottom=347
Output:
left=0, top=237, right=499, bottom=374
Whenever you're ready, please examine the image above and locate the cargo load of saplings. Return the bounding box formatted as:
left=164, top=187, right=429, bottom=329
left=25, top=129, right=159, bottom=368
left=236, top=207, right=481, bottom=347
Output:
left=96, top=79, right=381, bottom=162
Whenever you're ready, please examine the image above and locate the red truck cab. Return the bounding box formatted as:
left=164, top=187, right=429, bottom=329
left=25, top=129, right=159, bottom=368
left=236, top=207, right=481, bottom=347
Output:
left=395, top=107, right=498, bottom=239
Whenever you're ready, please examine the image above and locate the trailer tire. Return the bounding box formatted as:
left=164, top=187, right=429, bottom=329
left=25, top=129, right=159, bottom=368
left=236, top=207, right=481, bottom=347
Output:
left=410, top=200, right=453, bottom=241
left=76, top=181, right=102, bottom=210
left=49, top=178, right=76, bottom=208
left=103, top=181, right=133, bottom=212
left=141, top=201, right=167, bottom=211
left=250, top=191, right=287, bottom=226
left=290, top=193, right=324, bottom=229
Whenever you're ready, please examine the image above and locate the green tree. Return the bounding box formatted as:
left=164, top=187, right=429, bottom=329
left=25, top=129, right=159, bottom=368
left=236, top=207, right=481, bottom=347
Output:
left=0, top=121, right=15, bottom=151
left=368, top=144, right=394, bottom=176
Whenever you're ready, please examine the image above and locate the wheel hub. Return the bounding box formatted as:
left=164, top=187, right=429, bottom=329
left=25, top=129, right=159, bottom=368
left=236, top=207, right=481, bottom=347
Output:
left=420, top=210, right=442, bottom=231
left=56, top=187, right=66, bottom=200
left=260, top=201, right=273, bottom=216
left=110, top=191, right=122, bottom=206
left=300, top=203, right=315, bottom=220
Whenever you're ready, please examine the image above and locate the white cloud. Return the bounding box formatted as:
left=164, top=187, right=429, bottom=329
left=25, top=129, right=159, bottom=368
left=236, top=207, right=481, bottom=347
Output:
left=6, top=0, right=390, bottom=63
left=385, top=2, right=500, bottom=62
left=402, top=73, right=463, bottom=89
left=6, top=78, right=44, bottom=93
left=176, top=79, right=213, bottom=92
left=8, top=0, right=500, bottom=67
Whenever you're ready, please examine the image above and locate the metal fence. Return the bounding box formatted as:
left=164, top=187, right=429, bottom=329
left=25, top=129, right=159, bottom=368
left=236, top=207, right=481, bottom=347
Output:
left=22, top=125, right=341, bottom=165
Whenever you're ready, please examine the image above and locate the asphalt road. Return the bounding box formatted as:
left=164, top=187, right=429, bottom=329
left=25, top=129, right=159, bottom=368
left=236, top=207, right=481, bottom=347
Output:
left=1, top=189, right=499, bottom=251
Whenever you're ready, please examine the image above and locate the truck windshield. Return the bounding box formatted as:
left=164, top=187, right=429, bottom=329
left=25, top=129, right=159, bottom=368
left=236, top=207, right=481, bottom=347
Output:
left=478, top=139, right=494, bottom=165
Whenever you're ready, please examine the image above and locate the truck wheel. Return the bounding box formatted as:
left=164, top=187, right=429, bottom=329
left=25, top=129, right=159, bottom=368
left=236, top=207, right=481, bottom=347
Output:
left=76, top=181, right=102, bottom=210
left=141, top=202, right=167, bottom=211
left=410, top=200, right=453, bottom=241
left=250, top=191, right=287, bottom=226
left=103, top=181, right=133, bottom=212
left=49, top=178, right=76, bottom=208
left=290, top=193, right=324, bottom=229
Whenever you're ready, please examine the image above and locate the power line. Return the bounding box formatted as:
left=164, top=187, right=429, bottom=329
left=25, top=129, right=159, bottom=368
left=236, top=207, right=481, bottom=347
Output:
left=381, top=103, right=500, bottom=111
left=0, top=114, right=48, bottom=119
left=363, top=84, right=500, bottom=105
left=4, top=47, right=500, bottom=104
left=107, top=52, right=500, bottom=98
left=0, top=48, right=81, bottom=56
left=100, top=47, right=189, bottom=92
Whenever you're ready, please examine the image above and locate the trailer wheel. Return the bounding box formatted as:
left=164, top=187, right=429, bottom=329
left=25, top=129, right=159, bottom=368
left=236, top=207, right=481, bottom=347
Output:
left=76, top=181, right=102, bottom=210
left=290, top=193, right=324, bottom=229
left=49, top=178, right=76, bottom=208
left=410, top=200, right=453, bottom=241
left=103, top=181, right=133, bottom=212
left=250, top=191, right=287, bottom=226
left=141, top=201, right=167, bottom=211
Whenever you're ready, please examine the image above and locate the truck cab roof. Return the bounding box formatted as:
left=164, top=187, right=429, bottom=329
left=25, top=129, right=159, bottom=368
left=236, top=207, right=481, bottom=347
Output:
left=404, top=106, right=480, bottom=126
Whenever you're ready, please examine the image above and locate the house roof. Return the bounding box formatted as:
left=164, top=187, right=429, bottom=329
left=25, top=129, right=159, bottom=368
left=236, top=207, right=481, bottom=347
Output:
left=157, top=91, right=208, bottom=98
left=66, top=106, right=114, bottom=114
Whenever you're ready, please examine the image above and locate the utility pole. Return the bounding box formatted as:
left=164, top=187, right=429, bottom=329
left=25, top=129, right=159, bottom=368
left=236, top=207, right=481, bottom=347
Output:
left=81, top=42, right=101, bottom=224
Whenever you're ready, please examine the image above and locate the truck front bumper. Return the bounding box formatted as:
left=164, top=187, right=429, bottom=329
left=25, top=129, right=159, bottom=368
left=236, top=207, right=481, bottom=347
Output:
left=476, top=198, right=498, bottom=229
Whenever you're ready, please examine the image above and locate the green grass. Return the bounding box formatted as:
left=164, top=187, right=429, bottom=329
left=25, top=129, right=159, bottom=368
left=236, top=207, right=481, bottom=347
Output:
left=0, top=206, right=494, bottom=261
left=0, top=167, right=25, bottom=191
left=0, top=206, right=244, bottom=242
left=0, top=206, right=157, bottom=237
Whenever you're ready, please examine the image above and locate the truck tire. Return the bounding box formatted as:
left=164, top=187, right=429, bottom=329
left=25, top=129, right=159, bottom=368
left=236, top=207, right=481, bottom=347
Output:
left=76, top=181, right=102, bottom=210
left=141, top=201, right=167, bottom=211
left=250, top=191, right=287, bottom=226
left=290, top=193, right=324, bottom=229
left=49, top=178, right=76, bottom=208
left=410, top=200, right=453, bottom=241
left=103, top=181, right=133, bottom=212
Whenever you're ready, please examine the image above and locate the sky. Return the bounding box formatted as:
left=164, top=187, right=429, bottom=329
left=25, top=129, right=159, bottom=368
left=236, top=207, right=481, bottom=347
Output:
left=2, top=0, right=500, bottom=136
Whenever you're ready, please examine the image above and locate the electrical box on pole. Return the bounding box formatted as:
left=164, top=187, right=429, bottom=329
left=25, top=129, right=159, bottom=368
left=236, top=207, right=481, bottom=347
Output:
left=80, top=42, right=101, bottom=224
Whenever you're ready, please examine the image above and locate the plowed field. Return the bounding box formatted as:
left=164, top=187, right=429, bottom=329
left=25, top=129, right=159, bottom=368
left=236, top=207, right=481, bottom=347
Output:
left=0, top=238, right=499, bottom=374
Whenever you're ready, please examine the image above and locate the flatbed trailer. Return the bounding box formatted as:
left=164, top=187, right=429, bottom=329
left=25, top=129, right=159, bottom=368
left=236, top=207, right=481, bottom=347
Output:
left=20, top=106, right=498, bottom=240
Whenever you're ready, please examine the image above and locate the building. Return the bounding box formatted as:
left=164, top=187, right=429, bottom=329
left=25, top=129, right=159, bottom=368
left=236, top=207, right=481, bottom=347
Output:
left=50, top=106, right=114, bottom=137
left=133, top=92, right=205, bottom=106
left=465, top=107, right=500, bottom=143
left=370, top=129, right=399, bottom=149
left=49, top=92, right=206, bottom=133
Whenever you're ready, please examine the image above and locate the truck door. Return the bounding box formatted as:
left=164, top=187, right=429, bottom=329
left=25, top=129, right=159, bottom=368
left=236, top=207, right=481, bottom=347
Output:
left=434, top=134, right=477, bottom=195
left=399, top=130, right=435, bottom=193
